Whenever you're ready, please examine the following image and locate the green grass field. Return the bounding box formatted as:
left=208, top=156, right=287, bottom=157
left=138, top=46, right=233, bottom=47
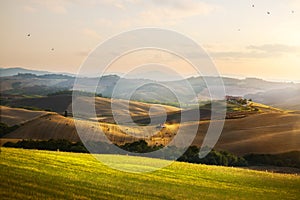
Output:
left=1, top=148, right=300, bottom=200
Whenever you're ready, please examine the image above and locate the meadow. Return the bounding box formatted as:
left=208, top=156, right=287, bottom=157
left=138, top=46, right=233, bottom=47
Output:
left=1, top=148, right=300, bottom=199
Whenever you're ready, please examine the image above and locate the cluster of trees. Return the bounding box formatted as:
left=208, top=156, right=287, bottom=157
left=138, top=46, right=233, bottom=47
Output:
left=244, top=151, right=300, bottom=168
left=4, top=139, right=87, bottom=153
left=47, top=90, right=102, bottom=97
left=84, top=140, right=163, bottom=154
left=177, top=146, right=248, bottom=167
left=237, top=98, right=248, bottom=105
left=3, top=139, right=162, bottom=154
left=4, top=139, right=247, bottom=167
left=120, top=140, right=163, bottom=153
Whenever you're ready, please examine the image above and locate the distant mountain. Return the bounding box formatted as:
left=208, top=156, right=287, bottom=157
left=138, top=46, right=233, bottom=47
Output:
left=126, top=70, right=183, bottom=81
left=0, top=67, right=74, bottom=77
left=1, top=67, right=299, bottom=110
left=245, top=87, right=300, bottom=110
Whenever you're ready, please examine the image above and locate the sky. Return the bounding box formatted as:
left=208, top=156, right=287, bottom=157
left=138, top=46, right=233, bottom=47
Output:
left=0, top=0, right=300, bottom=81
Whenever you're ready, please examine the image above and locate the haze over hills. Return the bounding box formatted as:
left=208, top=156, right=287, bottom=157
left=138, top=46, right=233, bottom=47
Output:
left=245, top=87, right=300, bottom=110
left=0, top=67, right=74, bottom=77
left=1, top=67, right=299, bottom=110
left=1, top=67, right=300, bottom=171
left=2, top=0, right=300, bottom=198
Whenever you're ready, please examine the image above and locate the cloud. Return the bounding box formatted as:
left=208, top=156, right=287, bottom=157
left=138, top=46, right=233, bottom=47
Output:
left=209, top=44, right=300, bottom=59
left=210, top=51, right=269, bottom=59
left=115, top=0, right=220, bottom=28
left=48, top=4, right=67, bottom=14
left=90, top=0, right=140, bottom=10
left=95, top=18, right=113, bottom=27
left=28, top=0, right=68, bottom=14
left=139, top=0, right=218, bottom=24
left=82, top=28, right=101, bottom=40
left=26, top=0, right=140, bottom=15
left=76, top=48, right=93, bottom=57
left=23, top=5, right=36, bottom=13
left=247, top=44, right=300, bottom=53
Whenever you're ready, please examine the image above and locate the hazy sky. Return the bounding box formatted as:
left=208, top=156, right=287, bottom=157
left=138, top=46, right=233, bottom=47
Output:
left=1, top=0, right=300, bottom=81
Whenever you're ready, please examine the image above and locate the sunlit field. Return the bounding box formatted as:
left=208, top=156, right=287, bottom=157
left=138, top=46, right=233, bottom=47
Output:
left=1, top=148, right=299, bottom=200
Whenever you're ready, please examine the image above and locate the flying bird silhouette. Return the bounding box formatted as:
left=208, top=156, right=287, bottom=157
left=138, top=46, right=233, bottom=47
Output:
left=267, top=11, right=270, bottom=15
left=27, top=34, right=30, bottom=37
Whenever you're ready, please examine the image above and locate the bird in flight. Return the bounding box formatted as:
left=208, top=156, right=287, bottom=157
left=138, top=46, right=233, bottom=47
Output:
left=27, top=33, right=30, bottom=37
left=267, top=11, right=270, bottom=15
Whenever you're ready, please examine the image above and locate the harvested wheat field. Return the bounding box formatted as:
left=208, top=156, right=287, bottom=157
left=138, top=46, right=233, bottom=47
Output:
left=2, top=102, right=300, bottom=155
left=2, top=111, right=179, bottom=146
left=192, top=112, right=300, bottom=155
left=0, top=106, right=49, bottom=126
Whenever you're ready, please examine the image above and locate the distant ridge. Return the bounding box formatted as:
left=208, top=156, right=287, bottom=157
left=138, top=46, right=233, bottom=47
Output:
left=1, top=67, right=299, bottom=110
left=0, top=67, right=74, bottom=77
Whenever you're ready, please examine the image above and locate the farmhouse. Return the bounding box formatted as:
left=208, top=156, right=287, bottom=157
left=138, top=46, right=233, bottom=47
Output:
left=225, top=95, right=249, bottom=105
left=225, top=95, right=243, bottom=102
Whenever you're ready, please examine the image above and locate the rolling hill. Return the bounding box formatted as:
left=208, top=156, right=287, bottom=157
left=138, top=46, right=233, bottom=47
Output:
left=0, top=106, right=49, bottom=126
left=1, top=100, right=300, bottom=156
left=1, top=148, right=299, bottom=199
left=3, top=95, right=180, bottom=118
left=193, top=112, right=300, bottom=155
left=0, top=98, right=181, bottom=146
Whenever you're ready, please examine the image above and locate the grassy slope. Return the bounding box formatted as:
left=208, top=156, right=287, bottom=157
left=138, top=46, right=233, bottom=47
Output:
left=1, top=148, right=300, bottom=200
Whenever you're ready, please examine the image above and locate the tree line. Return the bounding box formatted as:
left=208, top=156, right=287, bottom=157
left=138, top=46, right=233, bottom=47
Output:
left=3, top=139, right=299, bottom=168
left=4, top=139, right=247, bottom=167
